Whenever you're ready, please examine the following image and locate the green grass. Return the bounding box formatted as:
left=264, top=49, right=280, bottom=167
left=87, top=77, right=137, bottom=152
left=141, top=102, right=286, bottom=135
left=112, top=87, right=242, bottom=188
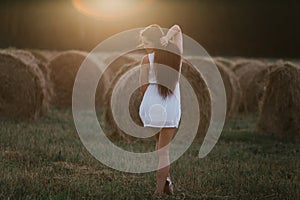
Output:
left=0, top=107, right=299, bottom=199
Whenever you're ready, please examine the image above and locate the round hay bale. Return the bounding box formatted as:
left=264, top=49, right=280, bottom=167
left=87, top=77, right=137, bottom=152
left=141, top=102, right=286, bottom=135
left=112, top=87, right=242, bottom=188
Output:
left=232, top=59, right=268, bottom=113
left=255, top=61, right=283, bottom=112
left=231, top=58, right=254, bottom=72
left=257, top=62, right=300, bottom=141
left=48, top=50, right=104, bottom=107
left=214, top=60, right=242, bottom=118
left=6, top=49, right=53, bottom=102
left=96, top=51, right=140, bottom=106
left=214, top=56, right=235, bottom=70
left=99, top=53, right=142, bottom=142
left=181, top=58, right=211, bottom=141
left=191, top=57, right=241, bottom=119
left=28, top=49, right=49, bottom=64
left=0, top=50, right=48, bottom=119
left=29, top=49, right=59, bottom=63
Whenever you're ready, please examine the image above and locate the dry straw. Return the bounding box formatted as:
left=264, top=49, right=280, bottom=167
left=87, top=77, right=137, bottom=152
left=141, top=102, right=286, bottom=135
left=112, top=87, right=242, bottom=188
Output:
left=193, top=57, right=241, bottom=118
left=232, top=59, right=269, bottom=113
left=214, top=56, right=235, bottom=70
left=7, top=49, right=53, bottom=102
left=214, top=60, right=242, bottom=118
left=254, top=61, right=282, bottom=112
left=0, top=49, right=48, bottom=119
left=100, top=53, right=142, bottom=142
left=29, top=49, right=59, bottom=64
left=181, top=58, right=211, bottom=141
left=257, top=61, right=300, bottom=141
left=48, top=50, right=104, bottom=107
left=96, top=51, right=141, bottom=108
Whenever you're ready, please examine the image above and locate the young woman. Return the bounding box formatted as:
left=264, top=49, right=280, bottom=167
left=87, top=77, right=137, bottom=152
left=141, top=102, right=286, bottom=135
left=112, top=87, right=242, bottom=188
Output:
left=138, top=24, right=183, bottom=195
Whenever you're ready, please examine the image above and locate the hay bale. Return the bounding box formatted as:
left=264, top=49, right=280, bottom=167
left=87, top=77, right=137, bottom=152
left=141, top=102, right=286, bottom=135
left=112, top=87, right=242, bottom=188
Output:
left=29, top=49, right=59, bottom=64
left=181, top=58, right=211, bottom=140
left=99, top=53, right=141, bottom=142
left=214, top=56, right=235, bottom=69
left=255, top=61, right=283, bottom=112
left=232, top=59, right=268, bottom=113
left=48, top=50, right=103, bottom=107
left=96, top=51, right=140, bottom=106
left=257, top=62, right=300, bottom=141
left=231, top=58, right=254, bottom=72
left=190, top=57, right=241, bottom=118
left=28, top=49, right=49, bottom=64
left=214, top=60, right=242, bottom=118
left=6, top=49, right=54, bottom=102
left=0, top=50, right=48, bottom=119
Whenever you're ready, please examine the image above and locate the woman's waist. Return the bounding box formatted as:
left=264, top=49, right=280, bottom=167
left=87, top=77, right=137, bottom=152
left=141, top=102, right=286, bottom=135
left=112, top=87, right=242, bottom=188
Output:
left=148, top=82, right=180, bottom=85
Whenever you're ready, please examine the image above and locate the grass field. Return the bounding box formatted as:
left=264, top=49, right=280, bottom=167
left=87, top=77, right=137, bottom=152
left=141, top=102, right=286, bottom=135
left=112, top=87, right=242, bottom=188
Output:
left=0, top=107, right=299, bottom=199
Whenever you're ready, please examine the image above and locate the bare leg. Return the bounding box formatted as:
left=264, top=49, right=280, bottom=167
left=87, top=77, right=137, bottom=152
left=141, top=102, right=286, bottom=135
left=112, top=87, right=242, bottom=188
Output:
left=155, top=132, right=159, bottom=151
left=155, top=131, right=171, bottom=178
left=155, top=127, right=176, bottom=195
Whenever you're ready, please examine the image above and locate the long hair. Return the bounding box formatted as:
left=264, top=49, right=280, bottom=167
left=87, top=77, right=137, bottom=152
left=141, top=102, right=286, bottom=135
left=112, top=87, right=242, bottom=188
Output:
left=140, top=24, right=181, bottom=99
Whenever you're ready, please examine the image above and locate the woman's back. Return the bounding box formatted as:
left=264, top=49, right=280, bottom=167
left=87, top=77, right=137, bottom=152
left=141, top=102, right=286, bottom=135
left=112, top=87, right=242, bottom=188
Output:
left=139, top=51, right=181, bottom=128
left=147, top=51, right=182, bottom=84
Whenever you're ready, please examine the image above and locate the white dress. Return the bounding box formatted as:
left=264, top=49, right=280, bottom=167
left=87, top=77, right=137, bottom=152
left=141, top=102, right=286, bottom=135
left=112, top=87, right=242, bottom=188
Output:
left=139, top=52, right=182, bottom=128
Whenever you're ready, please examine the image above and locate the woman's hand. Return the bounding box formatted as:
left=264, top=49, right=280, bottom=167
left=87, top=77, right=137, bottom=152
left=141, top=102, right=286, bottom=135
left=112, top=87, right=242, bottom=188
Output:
left=159, top=25, right=183, bottom=54
left=160, top=36, right=169, bottom=47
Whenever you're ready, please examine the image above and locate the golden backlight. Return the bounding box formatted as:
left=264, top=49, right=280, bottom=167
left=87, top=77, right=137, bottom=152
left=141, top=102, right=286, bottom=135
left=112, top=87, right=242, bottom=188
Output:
left=72, top=0, right=154, bottom=21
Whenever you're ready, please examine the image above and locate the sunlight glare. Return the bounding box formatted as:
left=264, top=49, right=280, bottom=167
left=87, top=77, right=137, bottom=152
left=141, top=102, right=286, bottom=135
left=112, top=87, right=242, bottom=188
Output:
left=72, top=0, right=154, bottom=21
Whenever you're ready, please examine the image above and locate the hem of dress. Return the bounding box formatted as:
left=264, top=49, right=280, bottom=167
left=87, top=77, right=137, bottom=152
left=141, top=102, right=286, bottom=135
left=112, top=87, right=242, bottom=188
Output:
left=143, top=124, right=179, bottom=128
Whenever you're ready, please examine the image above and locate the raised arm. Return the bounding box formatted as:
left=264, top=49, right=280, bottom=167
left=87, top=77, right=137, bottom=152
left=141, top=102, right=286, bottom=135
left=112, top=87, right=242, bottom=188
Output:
left=139, top=55, right=150, bottom=96
left=160, top=24, right=183, bottom=55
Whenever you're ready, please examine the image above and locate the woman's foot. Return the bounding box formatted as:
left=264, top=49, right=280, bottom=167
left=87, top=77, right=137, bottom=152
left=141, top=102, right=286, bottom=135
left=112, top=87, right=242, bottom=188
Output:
left=154, top=189, right=163, bottom=198
left=163, top=177, right=174, bottom=195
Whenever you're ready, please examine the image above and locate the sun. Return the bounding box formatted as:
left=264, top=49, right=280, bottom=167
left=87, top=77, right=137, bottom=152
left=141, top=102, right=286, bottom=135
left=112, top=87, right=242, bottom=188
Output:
left=72, top=0, right=154, bottom=21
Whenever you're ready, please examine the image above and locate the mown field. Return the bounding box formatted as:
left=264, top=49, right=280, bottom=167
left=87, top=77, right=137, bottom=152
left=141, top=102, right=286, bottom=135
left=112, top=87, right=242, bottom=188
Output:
left=0, top=107, right=299, bottom=199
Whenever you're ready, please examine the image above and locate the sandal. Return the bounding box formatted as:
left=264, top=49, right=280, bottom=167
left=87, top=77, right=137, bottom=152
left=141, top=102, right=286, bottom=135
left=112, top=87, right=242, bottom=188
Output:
left=163, top=177, right=174, bottom=195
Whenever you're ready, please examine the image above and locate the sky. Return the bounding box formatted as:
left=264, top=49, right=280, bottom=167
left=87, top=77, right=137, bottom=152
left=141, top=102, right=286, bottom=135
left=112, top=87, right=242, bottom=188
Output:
left=1, top=0, right=299, bottom=58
